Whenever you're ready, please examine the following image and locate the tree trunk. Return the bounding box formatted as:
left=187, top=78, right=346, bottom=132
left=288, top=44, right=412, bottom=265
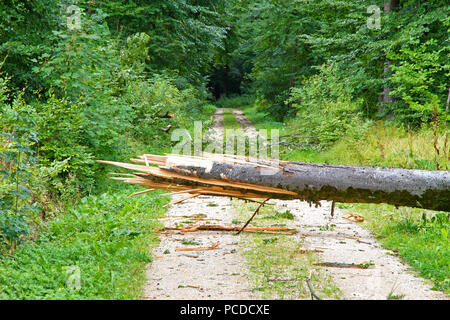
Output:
left=446, top=85, right=450, bottom=114
left=379, top=0, right=400, bottom=113
left=99, top=153, right=450, bottom=212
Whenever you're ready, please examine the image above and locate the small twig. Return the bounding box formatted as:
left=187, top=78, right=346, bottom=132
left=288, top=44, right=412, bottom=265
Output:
left=306, top=278, right=321, bottom=300
left=267, top=278, right=301, bottom=282
left=163, top=194, right=199, bottom=207
left=236, top=198, right=271, bottom=235
left=330, top=201, right=335, bottom=217
left=128, top=188, right=155, bottom=198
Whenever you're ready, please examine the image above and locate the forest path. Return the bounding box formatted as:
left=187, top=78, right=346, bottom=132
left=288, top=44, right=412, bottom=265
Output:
left=144, top=108, right=447, bottom=300
left=143, top=108, right=259, bottom=300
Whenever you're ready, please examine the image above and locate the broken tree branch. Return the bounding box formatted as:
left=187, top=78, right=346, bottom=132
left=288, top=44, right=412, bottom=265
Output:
left=306, top=278, right=321, bottom=300
left=163, top=225, right=297, bottom=235
left=98, top=153, right=450, bottom=211
left=236, top=198, right=271, bottom=235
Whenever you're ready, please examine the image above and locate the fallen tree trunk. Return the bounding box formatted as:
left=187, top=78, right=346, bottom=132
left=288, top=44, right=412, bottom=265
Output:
left=98, top=153, right=450, bottom=211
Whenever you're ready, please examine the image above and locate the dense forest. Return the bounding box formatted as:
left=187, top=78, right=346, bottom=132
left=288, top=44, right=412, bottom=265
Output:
left=0, top=0, right=448, bottom=299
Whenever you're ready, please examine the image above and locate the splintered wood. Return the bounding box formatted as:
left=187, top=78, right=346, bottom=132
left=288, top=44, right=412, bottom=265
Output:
left=175, top=241, right=220, bottom=252
left=98, top=153, right=297, bottom=205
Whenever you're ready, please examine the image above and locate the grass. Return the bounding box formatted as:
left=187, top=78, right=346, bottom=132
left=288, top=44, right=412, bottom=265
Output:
left=222, top=108, right=242, bottom=130
left=0, top=185, right=168, bottom=299
left=264, top=210, right=295, bottom=220
left=341, top=203, right=449, bottom=293
left=287, top=122, right=448, bottom=170
left=232, top=199, right=341, bottom=299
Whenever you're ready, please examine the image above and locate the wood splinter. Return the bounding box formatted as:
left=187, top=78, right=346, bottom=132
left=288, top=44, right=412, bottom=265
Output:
left=175, top=241, right=220, bottom=252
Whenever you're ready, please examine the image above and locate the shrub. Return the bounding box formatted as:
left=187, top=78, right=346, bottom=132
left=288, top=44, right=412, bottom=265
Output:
left=286, top=63, right=364, bottom=148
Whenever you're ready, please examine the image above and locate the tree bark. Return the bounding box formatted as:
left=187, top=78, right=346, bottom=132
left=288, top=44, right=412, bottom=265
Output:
left=446, top=85, right=450, bottom=114
left=160, top=156, right=449, bottom=211
left=99, top=154, right=450, bottom=212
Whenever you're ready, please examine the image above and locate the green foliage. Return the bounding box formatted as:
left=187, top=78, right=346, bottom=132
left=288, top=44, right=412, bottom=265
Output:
left=287, top=63, right=364, bottom=148
left=0, top=186, right=168, bottom=299
left=0, top=0, right=59, bottom=91
left=1, top=6, right=217, bottom=203
left=1, top=77, right=96, bottom=200
left=280, top=117, right=449, bottom=293
left=0, top=132, right=37, bottom=251
left=202, top=104, right=218, bottom=115
left=0, top=75, right=38, bottom=251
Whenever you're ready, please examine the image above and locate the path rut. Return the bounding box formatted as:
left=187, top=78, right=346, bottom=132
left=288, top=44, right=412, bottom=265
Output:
left=144, top=109, right=259, bottom=300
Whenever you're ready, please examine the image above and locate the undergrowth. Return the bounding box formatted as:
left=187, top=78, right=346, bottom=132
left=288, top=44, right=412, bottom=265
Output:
left=0, top=186, right=168, bottom=299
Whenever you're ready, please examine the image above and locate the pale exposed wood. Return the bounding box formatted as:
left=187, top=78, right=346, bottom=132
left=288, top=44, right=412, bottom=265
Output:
left=164, top=194, right=199, bottom=207
left=163, top=189, right=202, bottom=196
left=128, top=188, right=155, bottom=198
left=99, top=159, right=296, bottom=197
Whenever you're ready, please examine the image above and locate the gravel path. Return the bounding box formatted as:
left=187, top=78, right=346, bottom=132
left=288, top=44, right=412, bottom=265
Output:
left=144, top=109, right=259, bottom=300
left=270, top=199, right=447, bottom=300
left=144, top=108, right=448, bottom=300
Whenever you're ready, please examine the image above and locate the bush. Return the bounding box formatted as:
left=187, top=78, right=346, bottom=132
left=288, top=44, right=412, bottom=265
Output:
left=214, top=94, right=256, bottom=109
left=0, top=132, right=37, bottom=252
left=286, top=63, right=364, bottom=148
